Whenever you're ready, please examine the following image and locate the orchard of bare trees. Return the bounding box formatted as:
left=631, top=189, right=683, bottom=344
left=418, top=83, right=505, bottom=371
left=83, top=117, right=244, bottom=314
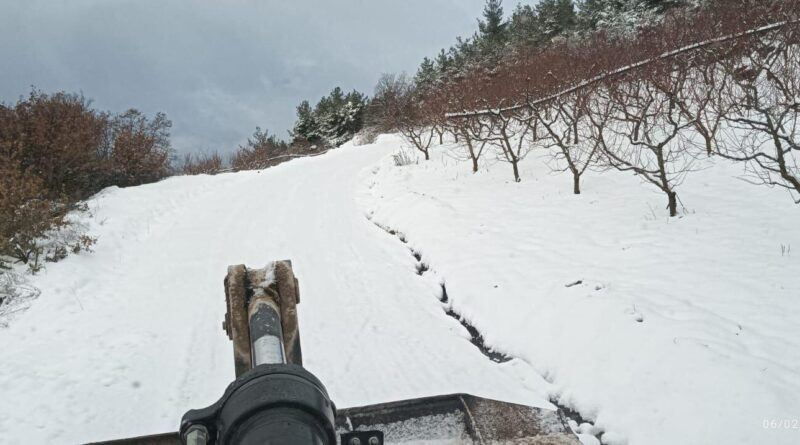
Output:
left=379, top=0, right=799, bottom=217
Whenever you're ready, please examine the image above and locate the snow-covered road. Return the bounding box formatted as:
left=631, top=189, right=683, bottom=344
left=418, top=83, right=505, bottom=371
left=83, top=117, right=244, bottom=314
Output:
left=0, top=137, right=552, bottom=444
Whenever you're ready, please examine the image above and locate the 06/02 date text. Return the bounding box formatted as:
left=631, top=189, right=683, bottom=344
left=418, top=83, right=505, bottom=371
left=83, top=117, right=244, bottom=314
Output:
left=763, top=419, right=800, bottom=429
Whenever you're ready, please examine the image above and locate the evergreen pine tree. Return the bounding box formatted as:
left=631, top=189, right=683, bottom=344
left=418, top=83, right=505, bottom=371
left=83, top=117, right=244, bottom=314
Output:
left=341, top=90, right=368, bottom=137
left=295, top=87, right=368, bottom=147
left=536, top=0, right=577, bottom=39
left=508, top=4, right=543, bottom=49
left=414, top=57, right=438, bottom=91
left=478, top=0, right=507, bottom=41
left=641, top=0, right=680, bottom=13
left=577, top=0, right=670, bottom=33
left=291, top=100, right=320, bottom=143
left=477, top=0, right=508, bottom=68
left=452, top=37, right=481, bottom=77
left=435, top=49, right=454, bottom=84
left=576, top=0, right=608, bottom=30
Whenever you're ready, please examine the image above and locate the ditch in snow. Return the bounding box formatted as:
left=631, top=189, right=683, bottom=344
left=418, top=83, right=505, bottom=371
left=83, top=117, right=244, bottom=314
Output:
left=371, top=219, right=606, bottom=443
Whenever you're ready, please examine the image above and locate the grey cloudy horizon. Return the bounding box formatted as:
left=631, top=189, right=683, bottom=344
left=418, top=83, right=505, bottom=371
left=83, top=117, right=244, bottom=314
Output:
left=1, top=0, right=490, bottom=155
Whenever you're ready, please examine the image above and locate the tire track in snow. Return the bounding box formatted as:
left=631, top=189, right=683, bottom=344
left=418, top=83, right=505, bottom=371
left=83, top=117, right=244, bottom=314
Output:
left=368, top=219, right=511, bottom=363
left=368, top=217, right=606, bottom=445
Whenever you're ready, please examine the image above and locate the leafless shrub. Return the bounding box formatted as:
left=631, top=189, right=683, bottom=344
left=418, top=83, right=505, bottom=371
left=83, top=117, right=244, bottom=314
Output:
left=0, top=90, right=172, bottom=197
left=352, top=127, right=379, bottom=146
left=0, top=164, right=66, bottom=268
left=103, top=109, right=172, bottom=188
left=0, top=162, right=95, bottom=272
left=392, top=149, right=417, bottom=167
left=37, top=211, right=96, bottom=272
left=182, top=151, right=223, bottom=175
left=0, top=91, right=108, bottom=200
left=0, top=270, right=41, bottom=328
left=0, top=90, right=172, bottom=273
left=230, top=127, right=290, bottom=171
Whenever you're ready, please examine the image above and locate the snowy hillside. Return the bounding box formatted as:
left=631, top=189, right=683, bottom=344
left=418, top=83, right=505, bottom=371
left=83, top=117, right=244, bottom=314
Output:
left=1, top=134, right=799, bottom=445
left=363, top=136, right=800, bottom=444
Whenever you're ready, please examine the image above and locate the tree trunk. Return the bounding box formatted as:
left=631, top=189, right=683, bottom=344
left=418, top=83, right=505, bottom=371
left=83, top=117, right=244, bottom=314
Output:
left=704, top=133, right=713, bottom=156
left=511, top=159, right=520, bottom=182
left=667, top=191, right=678, bottom=217
left=771, top=130, right=800, bottom=195
left=655, top=147, right=677, bottom=216
left=573, top=173, right=581, bottom=194
left=423, top=149, right=430, bottom=161
left=463, top=135, right=479, bottom=173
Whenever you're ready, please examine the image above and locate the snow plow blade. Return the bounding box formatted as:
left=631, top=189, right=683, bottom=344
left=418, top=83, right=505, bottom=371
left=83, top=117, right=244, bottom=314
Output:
left=89, top=393, right=577, bottom=444
left=335, top=393, right=578, bottom=444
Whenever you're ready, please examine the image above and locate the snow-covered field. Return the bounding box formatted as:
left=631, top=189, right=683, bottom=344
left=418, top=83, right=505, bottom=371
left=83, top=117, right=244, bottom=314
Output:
left=364, top=136, right=800, bottom=445
left=1, top=134, right=798, bottom=445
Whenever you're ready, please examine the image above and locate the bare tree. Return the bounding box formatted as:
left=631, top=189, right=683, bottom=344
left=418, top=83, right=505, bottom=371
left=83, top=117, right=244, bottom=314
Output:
left=371, top=73, right=437, bottom=160
left=716, top=27, right=800, bottom=202
left=433, top=123, right=447, bottom=145
left=537, top=91, right=602, bottom=194
left=398, top=87, right=436, bottom=161
left=399, top=124, right=436, bottom=161
left=448, top=116, right=490, bottom=173
left=597, top=74, right=700, bottom=217
left=657, top=54, right=732, bottom=156
left=486, top=109, right=538, bottom=182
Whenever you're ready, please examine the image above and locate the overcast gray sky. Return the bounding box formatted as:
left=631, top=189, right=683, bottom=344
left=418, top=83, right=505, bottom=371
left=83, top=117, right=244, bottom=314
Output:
left=0, top=0, right=493, bottom=155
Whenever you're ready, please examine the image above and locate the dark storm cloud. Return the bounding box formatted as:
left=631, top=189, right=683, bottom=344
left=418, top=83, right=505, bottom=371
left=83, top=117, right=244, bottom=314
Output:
left=0, top=0, right=486, bottom=154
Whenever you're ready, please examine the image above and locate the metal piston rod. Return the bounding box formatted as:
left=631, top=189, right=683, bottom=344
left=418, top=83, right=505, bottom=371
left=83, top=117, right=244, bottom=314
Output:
left=249, top=297, right=286, bottom=366
left=223, top=262, right=303, bottom=374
